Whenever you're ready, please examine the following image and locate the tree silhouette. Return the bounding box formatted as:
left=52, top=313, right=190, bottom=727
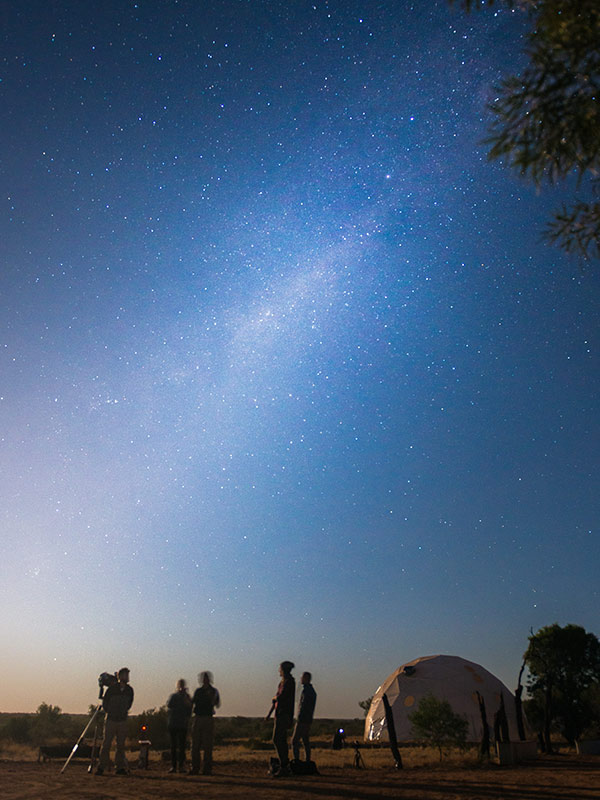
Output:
left=358, top=696, right=373, bottom=717
left=456, top=0, right=600, bottom=261
left=409, top=693, right=468, bottom=760
left=31, top=703, right=64, bottom=744
left=525, top=623, right=600, bottom=750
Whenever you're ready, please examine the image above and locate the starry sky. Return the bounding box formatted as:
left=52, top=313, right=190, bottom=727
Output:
left=1, top=0, right=598, bottom=718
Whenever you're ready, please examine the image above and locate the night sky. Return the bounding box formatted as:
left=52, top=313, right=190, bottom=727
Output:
left=1, top=0, right=598, bottom=717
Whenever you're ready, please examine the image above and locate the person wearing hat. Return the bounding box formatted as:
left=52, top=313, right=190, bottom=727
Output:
left=96, top=667, right=134, bottom=775
left=270, top=660, right=295, bottom=776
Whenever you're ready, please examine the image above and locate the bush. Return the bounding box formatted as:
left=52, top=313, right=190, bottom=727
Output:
left=132, top=707, right=169, bottom=749
left=408, top=694, right=468, bottom=760
left=1, top=716, right=31, bottom=744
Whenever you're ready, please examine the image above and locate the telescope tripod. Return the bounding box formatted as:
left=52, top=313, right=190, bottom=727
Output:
left=352, top=743, right=366, bottom=769
left=60, top=703, right=103, bottom=774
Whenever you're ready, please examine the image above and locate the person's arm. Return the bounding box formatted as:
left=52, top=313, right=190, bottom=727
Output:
left=308, top=687, right=316, bottom=717
left=101, top=685, right=112, bottom=713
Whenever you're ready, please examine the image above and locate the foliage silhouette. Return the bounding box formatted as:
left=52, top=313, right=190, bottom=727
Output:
left=454, top=0, right=600, bottom=261
left=525, top=623, right=600, bottom=751
left=409, top=693, right=468, bottom=760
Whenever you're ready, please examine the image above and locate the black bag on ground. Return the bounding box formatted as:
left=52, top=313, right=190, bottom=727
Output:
left=290, top=758, right=319, bottom=775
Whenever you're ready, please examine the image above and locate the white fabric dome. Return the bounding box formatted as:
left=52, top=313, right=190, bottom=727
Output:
left=365, top=654, right=525, bottom=743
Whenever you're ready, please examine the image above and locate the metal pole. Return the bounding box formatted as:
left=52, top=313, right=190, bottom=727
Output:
left=60, top=705, right=102, bottom=774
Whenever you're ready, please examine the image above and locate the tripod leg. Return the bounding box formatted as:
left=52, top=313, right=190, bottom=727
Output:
left=88, top=718, right=101, bottom=773
left=61, top=705, right=102, bottom=774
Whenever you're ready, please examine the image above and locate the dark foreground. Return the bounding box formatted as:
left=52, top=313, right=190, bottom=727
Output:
left=2, top=754, right=600, bottom=800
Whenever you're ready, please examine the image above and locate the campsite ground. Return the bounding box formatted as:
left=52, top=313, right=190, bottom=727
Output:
left=2, top=745, right=600, bottom=800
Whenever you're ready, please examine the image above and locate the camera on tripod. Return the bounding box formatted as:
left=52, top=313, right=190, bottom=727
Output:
left=61, top=672, right=117, bottom=775
left=98, top=671, right=118, bottom=698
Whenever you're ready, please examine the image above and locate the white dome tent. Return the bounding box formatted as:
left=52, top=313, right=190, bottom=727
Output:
left=365, top=654, right=524, bottom=743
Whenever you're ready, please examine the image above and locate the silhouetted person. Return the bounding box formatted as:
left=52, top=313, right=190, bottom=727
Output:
left=190, top=671, right=220, bottom=775
left=167, top=678, right=192, bottom=772
left=292, top=671, right=316, bottom=762
left=269, top=660, right=295, bottom=776
left=96, top=667, right=134, bottom=775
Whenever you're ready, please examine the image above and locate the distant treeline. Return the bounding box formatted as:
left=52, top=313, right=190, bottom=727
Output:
left=0, top=706, right=364, bottom=750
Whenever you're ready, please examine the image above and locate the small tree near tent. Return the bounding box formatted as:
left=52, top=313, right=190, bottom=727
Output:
left=408, top=693, right=468, bottom=760
left=524, top=623, right=600, bottom=751
left=358, top=696, right=373, bottom=718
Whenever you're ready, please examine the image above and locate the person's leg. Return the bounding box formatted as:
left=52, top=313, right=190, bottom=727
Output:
left=177, top=728, right=187, bottom=770
left=303, top=724, right=312, bottom=762
left=190, top=716, right=201, bottom=773
left=272, top=715, right=291, bottom=768
left=115, top=720, right=128, bottom=771
left=291, top=722, right=301, bottom=761
left=98, top=719, right=116, bottom=770
left=168, top=728, right=177, bottom=770
left=202, top=717, right=214, bottom=774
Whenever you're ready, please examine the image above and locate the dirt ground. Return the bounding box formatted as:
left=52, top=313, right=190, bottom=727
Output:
left=2, top=754, right=600, bottom=800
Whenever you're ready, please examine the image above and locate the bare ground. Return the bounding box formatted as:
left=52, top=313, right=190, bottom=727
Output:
left=2, top=754, right=600, bottom=800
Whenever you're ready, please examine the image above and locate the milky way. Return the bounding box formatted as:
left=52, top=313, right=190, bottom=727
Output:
left=1, top=0, right=598, bottom=715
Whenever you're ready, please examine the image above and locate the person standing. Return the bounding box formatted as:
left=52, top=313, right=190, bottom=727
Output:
left=190, top=671, right=220, bottom=775
left=96, top=667, right=134, bottom=775
left=166, top=678, right=192, bottom=773
left=269, top=660, right=295, bottom=776
left=292, top=671, right=317, bottom=763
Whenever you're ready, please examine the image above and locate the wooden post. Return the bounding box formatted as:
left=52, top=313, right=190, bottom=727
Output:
left=382, top=693, right=403, bottom=769
left=476, top=691, right=490, bottom=759
left=515, top=660, right=526, bottom=741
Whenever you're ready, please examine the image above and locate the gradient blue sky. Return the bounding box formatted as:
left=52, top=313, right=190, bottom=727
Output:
left=1, top=0, right=598, bottom=717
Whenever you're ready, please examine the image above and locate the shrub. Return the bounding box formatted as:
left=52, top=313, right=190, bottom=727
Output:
left=408, top=693, right=468, bottom=760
